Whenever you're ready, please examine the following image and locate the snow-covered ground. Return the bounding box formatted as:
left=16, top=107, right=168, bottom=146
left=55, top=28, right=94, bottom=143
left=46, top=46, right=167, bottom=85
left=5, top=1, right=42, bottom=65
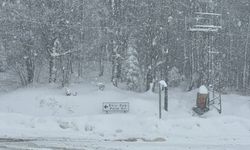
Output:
left=0, top=83, right=250, bottom=149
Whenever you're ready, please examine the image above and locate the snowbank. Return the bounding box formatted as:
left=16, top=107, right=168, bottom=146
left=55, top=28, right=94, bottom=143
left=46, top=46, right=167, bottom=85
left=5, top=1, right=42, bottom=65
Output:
left=0, top=84, right=249, bottom=146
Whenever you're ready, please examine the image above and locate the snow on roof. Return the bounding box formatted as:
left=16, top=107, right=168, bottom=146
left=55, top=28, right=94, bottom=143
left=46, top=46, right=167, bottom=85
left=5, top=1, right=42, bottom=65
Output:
left=189, top=27, right=218, bottom=32
left=194, top=12, right=222, bottom=16
left=198, top=0, right=213, bottom=3
left=199, top=85, right=208, bottom=94
left=194, top=25, right=222, bottom=29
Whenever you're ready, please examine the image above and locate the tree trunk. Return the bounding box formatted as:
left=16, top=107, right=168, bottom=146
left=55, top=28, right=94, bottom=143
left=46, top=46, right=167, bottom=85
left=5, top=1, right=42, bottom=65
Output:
left=243, top=17, right=250, bottom=94
left=26, top=58, right=34, bottom=84
left=49, top=56, right=56, bottom=83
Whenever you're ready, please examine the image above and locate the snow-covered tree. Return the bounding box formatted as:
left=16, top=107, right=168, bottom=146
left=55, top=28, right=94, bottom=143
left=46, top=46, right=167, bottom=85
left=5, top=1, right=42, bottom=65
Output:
left=123, top=42, right=140, bottom=91
left=168, top=66, right=182, bottom=87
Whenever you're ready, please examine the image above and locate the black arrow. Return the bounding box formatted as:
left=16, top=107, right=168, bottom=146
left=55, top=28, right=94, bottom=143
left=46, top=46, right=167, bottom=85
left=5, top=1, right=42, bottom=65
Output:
left=104, top=105, right=108, bottom=109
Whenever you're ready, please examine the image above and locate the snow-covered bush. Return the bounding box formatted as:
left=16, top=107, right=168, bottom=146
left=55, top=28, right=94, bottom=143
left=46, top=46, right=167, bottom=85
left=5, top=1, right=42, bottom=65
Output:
left=97, top=82, right=105, bottom=91
left=65, top=88, right=71, bottom=96
left=168, top=66, right=182, bottom=87
left=65, top=88, right=77, bottom=96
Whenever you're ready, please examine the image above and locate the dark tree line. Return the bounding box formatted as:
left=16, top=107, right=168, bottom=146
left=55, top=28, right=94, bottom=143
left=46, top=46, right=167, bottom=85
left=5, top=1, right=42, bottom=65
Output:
left=0, top=0, right=249, bottom=94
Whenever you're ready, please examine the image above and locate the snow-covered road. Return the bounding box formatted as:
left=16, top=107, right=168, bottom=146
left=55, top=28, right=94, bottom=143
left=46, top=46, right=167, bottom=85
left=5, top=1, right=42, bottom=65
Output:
left=0, top=137, right=250, bottom=150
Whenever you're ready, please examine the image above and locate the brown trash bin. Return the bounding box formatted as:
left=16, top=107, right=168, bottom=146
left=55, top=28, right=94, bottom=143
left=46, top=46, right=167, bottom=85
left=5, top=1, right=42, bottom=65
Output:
left=196, top=93, right=208, bottom=109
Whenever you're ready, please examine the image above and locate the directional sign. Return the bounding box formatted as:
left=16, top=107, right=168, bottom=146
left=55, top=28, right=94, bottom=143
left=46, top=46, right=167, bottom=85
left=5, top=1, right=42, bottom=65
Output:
left=103, top=102, right=129, bottom=113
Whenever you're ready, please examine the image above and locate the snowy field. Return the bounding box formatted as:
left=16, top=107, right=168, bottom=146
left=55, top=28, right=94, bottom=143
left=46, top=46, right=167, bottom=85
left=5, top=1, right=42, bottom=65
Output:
left=0, top=83, right=250, bottom=149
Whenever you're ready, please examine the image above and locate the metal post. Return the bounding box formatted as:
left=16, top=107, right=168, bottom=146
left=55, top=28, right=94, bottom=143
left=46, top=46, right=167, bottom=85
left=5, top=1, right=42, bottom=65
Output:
left=219, top=93, right=222, bottom=114
left=219, top=77, right=222, bottom=114
left=164, top=86, right=168, bottom=111
left=159, top=85, right=162, bottom=119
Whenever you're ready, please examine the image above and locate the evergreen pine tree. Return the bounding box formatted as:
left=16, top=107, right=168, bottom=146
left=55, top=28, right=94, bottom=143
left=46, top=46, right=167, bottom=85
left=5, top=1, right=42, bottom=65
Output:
left=124, top=42, right=140, bottom=91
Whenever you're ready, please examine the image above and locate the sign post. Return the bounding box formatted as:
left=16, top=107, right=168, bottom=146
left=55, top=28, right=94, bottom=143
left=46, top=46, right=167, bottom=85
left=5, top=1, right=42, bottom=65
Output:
left=159, top=80, right=167, bottom=119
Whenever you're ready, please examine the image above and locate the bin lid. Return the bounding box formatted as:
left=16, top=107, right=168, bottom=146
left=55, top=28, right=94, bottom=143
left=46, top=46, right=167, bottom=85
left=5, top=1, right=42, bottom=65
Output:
left=199, top=85, right=208, bottom=94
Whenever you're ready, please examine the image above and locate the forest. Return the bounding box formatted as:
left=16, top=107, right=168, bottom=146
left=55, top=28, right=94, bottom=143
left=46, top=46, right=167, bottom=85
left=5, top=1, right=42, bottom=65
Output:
left=0, top=0, right=249, bottom=94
